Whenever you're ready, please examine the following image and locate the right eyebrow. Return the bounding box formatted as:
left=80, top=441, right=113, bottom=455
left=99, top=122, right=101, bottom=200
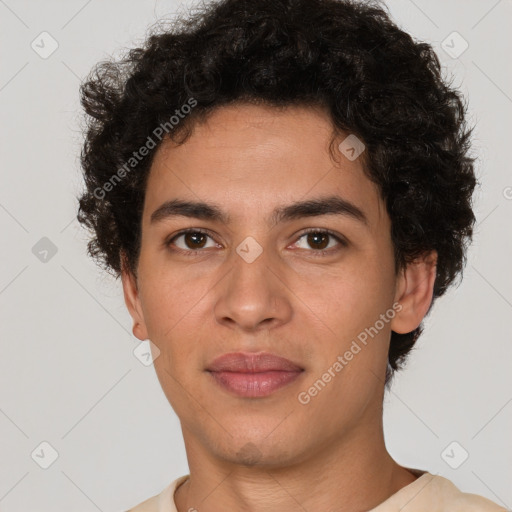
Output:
left=150, top=199, right=229, bottom=225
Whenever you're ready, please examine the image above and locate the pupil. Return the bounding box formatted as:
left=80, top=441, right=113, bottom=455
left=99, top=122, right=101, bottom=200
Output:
left=308, top=232, right=328, bottom=250
left=186, top=232, right=206, bottom=249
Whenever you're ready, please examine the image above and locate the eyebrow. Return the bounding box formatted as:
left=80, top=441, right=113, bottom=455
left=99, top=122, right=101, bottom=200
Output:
left=150, top=195, right=368, bottom=227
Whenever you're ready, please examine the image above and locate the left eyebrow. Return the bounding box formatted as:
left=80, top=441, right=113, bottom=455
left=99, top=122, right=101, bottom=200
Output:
left=271, top=195, right=368, bottom=227
left=149, top=195, right=368, bottom=227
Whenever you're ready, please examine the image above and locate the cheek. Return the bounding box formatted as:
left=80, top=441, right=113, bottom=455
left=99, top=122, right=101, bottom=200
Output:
left=289, top=251, right=395, bottom=335
left=137, top=274, right=196, bottom=357
left=138, top=250, right=211, bottom=323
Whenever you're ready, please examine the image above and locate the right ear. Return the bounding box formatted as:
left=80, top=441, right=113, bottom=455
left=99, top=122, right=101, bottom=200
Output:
left=120, top=251, right=148, bottom=341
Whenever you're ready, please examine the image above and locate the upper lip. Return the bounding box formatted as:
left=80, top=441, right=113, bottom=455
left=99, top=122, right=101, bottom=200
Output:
left=206, top=352, right=304, bottom=373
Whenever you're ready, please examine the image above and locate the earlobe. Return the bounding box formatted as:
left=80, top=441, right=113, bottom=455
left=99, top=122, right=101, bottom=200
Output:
left=391, top=250, right=437, bottom=335
left=120, top=252, right=149, bottom=341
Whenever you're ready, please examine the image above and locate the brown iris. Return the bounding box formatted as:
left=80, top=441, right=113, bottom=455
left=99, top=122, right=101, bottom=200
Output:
left=184, top=232, right=208, bottom=249
left=306, top=232, right=329, bottom=250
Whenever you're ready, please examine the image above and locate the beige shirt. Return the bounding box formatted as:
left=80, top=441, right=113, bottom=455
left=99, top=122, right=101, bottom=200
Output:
left=126, top=471, right=508, bottom=512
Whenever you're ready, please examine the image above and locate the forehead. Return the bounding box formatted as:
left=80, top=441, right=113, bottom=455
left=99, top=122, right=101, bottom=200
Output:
left=143, top=103, right=387, bottom=228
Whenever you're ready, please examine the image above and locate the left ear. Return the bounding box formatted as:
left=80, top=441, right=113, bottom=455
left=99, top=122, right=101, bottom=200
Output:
left=391, top=250, right=438, bottom=334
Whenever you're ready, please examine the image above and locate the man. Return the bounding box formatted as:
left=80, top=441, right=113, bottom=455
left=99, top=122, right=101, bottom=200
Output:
left=77, top=0, right=506, bottom=510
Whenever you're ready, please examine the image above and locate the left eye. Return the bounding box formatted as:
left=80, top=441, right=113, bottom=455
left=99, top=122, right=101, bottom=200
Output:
left=293, top=230, right=346, bottom=252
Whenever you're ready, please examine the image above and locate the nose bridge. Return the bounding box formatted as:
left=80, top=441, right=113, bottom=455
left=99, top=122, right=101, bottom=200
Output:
left=213, top=235, right=292, bottom=330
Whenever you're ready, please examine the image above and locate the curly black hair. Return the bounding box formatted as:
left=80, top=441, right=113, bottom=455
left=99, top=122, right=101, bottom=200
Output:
left=77, top=0, right=476, bottom=384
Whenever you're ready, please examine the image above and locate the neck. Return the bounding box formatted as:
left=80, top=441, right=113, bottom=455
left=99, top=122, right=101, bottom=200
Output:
left=174, top=421, right=418, bottom=512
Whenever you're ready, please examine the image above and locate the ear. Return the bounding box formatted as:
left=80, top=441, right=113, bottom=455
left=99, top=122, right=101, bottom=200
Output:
left=120, top=251, right=149, bottom=341
left=391, top=250, right=438, bottom=334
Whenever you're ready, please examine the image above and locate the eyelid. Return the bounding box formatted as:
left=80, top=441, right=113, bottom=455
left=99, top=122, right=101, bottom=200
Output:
left=165, top=227, right=348, bottom=255
left=165, top=227, right=219, bottom=249
left=289, top=228, right=348, bottom=257
left=294, top=228, right=348, bottom=247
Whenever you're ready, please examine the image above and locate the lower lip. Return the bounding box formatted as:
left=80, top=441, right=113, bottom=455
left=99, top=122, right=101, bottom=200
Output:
left=207, top=370, right=303, bottom=397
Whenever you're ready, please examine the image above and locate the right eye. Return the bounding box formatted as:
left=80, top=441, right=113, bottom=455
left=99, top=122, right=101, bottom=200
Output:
left=165, top=229, right=219, bottom=254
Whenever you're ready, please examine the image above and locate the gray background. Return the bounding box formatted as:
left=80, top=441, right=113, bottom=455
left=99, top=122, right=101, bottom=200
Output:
left=0, top=0, right=511, bottom=510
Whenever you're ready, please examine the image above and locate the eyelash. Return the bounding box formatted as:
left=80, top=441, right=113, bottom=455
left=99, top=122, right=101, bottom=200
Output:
left=165, top=227, right=348, bottom=257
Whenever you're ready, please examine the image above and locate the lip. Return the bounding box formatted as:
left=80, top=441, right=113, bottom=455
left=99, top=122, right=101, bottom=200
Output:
left=207, top=352, right=303, bottom=373
left=206, top=352, right=304, bottom=398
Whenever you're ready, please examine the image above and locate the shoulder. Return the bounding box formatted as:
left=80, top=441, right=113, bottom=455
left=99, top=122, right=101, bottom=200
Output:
left=125, top=494, right=160, bottom=512
left=124, top=475, right=189, bottom=512
left=430, top=475, right=508, bottom=512
left=370, top=472, right=508, bottom=512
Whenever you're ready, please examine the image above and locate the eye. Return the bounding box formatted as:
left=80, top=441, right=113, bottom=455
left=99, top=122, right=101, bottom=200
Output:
left=292, top=229, right=347, bottom=255
left=165, top=228, right=347, bottom=257
left=166, top=229, right=218, bottom=253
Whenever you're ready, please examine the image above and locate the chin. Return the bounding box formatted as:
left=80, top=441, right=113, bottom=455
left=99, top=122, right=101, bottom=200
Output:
left=211, top=433, right=306, bottom=469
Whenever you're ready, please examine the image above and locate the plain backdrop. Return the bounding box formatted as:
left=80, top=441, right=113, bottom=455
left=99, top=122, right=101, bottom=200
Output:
left=0, top=0, right=511, bottom=510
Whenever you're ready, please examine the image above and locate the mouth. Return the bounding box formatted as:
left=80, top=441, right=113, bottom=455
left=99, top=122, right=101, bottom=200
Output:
left=206, top=351, right=305, bottom=398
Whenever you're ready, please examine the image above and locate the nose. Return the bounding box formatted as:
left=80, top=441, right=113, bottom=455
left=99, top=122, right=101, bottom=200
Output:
left=213, top=242, right=293, bottom=333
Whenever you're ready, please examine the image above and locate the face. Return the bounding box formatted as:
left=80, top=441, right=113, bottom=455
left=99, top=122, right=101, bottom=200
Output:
left=122, top=103, right=433, bottom=468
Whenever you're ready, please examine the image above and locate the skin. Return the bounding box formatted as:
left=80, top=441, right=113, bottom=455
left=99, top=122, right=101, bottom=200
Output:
left=122, top=103, right=437, bottom=512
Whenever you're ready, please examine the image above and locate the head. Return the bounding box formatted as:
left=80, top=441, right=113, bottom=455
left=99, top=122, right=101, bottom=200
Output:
left=77, top=0, right=475, bottom=467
